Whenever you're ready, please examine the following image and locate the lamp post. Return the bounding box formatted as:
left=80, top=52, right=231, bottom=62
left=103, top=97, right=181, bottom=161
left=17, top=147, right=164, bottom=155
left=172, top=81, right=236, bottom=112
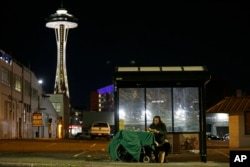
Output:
left=36, top=79, right=48, bottom=138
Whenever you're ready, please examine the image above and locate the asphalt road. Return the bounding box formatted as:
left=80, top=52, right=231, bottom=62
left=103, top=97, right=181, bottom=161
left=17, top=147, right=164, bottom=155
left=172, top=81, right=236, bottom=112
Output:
left=0, top=138, right=230, bottom=166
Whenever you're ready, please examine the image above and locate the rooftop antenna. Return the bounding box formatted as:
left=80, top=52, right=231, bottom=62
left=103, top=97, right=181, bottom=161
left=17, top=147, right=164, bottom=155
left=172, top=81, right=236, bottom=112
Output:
left=60, top=0, right=64, bottom=8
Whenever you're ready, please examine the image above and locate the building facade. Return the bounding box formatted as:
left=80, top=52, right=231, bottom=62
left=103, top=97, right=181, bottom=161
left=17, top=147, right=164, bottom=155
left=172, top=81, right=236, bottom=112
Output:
left=48, top=94, right=70, bottom=138
left=207, top=96, right=250, bottom=148
left=69, top=107, right=83, bottom=137
left=0, top=50, right=58, bottom=139
left=90, top=84, right=114, bottom=112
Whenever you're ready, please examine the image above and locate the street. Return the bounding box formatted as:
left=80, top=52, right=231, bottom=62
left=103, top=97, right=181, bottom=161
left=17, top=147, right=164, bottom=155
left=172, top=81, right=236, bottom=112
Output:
left=0, top=138, right=230, bottom=166
left=0, top=138, right=108, bottom=152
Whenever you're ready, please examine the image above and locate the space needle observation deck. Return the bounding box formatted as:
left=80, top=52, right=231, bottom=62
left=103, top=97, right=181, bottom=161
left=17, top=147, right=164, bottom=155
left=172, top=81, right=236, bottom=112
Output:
left=46, top=7, right=78, bottom=98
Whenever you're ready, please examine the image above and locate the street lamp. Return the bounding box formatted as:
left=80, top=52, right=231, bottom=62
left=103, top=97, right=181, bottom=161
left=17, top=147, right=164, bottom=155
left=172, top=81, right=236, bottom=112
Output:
left=34, top=79, right=48, bottom=138
left=38, top=79, right=43, bottom=84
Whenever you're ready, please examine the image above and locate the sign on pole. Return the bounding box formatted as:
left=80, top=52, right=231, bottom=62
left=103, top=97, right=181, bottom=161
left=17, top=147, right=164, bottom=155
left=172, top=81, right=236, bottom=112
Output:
left=32, top=113, right=42, bottom=126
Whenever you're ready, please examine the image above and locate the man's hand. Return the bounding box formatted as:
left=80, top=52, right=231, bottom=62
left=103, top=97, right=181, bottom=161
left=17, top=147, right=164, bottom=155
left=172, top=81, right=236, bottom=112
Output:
left=148, top=128, right=159, bottom=134
left=147, top=128, right=154, bottom=132
left=153, top=129, right=159, bottom=134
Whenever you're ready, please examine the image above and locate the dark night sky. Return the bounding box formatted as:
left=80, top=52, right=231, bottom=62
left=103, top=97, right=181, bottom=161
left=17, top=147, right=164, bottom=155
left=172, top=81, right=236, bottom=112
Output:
left=1, top=1, right=249, bottom=108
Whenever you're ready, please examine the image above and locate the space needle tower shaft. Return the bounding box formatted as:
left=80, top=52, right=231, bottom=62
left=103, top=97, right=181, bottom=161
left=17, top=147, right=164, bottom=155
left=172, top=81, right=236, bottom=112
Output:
left=46, top=7, right=78, bottom=98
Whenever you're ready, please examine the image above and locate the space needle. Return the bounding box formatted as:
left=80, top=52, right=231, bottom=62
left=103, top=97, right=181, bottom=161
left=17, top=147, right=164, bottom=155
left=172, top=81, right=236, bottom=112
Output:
left=46, top=6, right=78, bottom=98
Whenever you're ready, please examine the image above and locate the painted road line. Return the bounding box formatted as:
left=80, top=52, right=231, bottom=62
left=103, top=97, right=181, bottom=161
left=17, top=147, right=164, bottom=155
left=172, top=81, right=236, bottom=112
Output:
left=215, top=149, right=230, bottom=158
left=90, top=143, right=96, bottom=148
left=73, top=151, right=89, bottom=157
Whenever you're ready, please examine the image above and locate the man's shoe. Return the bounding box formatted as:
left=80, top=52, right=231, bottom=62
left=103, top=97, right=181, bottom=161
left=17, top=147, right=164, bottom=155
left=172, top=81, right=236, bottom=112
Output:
left=164, top=156, right=168, bottom=163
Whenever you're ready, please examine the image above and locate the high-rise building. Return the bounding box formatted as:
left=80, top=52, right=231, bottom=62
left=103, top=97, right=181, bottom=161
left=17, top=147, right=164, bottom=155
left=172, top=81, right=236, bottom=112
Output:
left=90, top=84, right=114, bottom=112
left=46, top=7, right=78, bottom=98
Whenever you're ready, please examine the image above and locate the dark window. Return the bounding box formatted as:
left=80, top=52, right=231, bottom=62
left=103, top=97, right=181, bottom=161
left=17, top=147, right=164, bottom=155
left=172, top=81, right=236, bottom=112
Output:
left=244, top=111, right=250, bottom=134
left=93, top=123, right=108, bottom=127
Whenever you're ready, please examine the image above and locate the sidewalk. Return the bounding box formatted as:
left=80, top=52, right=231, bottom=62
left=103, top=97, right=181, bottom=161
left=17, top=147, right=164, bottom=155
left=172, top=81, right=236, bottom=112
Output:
left=0, top=159, right=229, bottom=167
left=0, top=149, right=229, bottom=167
left=81, top=161, right=229, bottom=167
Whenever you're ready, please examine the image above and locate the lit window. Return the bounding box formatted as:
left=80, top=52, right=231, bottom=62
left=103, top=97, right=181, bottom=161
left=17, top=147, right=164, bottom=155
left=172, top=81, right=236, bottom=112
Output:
left=13, top=74, right=22, bottom=92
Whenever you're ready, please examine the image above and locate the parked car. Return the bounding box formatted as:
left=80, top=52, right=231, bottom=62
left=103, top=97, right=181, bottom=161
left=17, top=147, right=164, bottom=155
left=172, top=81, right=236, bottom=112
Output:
left=75, top=132, right=84, bottom=139
left=207, top=134, right=221, bottom=140
left=89, top=122, right=111, bottom=140
left=222, top=134, right=229, bottom=141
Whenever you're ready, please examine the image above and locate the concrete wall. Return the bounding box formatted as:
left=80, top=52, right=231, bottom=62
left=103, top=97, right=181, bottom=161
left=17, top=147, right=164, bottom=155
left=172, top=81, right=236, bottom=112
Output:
left=229, top=113, right=250, bottom=148
left=0, top=58, right=37, bottom=139
left=229, top=114, right=240, bottom=148
left=48, top=94, right=70, bottom=138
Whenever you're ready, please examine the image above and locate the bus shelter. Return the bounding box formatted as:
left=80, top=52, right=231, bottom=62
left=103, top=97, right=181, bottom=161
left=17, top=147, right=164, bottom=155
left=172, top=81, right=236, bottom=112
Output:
left=113, top=66, right=211, bottom=162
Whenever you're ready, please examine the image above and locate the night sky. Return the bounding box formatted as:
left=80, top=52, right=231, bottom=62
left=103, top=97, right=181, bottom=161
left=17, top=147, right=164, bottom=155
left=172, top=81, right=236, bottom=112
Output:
left=1, top=1, right=249, bottom=108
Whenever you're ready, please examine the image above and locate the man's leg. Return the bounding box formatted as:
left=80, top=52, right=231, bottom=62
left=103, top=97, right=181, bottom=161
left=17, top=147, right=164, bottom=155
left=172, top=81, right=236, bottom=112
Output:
left=158, top=151, right=165, bottom=163
left=164, top=142, right=171, bottom=163
left=154, top=148, right=159, bottom=162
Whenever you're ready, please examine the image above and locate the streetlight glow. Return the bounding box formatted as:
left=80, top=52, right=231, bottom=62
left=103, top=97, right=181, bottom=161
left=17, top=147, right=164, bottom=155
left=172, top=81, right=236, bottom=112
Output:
left=38, top=79, right=43, bottom=84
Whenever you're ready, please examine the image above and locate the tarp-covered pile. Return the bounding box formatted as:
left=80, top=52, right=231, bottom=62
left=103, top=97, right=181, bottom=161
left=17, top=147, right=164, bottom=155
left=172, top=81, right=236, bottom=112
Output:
left=107, top=129, right=155, bottom=162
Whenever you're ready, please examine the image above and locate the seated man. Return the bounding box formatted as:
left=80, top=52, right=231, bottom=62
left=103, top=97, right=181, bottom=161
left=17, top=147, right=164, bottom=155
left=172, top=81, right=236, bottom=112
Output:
left=148, top=115, right=171, bottom=163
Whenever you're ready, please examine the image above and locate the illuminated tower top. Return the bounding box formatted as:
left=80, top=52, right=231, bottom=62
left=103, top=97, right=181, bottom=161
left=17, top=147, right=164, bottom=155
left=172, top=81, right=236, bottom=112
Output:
left=46, top=8, right=78, bottom=29
left=46, top=7, right=78, bottom=98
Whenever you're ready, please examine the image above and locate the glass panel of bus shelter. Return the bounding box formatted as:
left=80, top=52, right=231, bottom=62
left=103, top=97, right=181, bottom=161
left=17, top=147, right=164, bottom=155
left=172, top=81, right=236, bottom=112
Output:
left=118, top=88, right=145, bottom=131
left=146, top=88, right=172, bottom=132
left=173, top=87, right=200, bottom=132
